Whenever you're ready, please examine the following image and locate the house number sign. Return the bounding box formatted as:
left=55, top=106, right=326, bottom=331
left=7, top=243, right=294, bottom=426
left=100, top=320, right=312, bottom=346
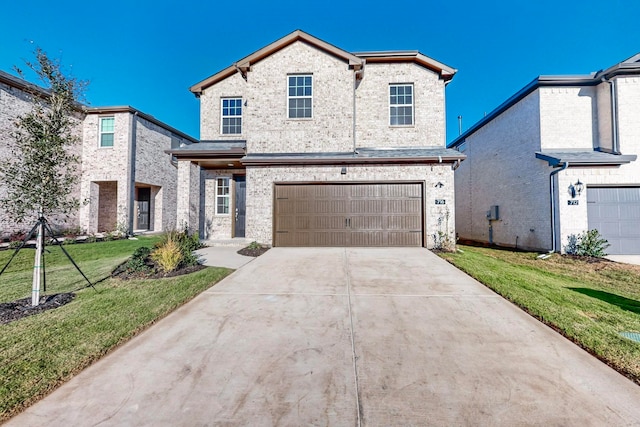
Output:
left=435, top=199, right=446, bottom=205
left=567, top=200, right=579, bottom=205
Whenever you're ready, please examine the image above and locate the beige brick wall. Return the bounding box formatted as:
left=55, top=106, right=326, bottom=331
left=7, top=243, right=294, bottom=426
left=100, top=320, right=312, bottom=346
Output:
left=455, top=90, right=551, bottom=251
left=80, top=112, right=132, bottom=233
left=199, top=41, right=448, bottom=153
left=176, top=160, right=201, bottom=233
left=356, top=62, right=446, bottom=148
left=133, top=116, right=181, bottom=231
left=539, top=86, right=597, bottom=150
left=245, top=164, right=455, bottom=248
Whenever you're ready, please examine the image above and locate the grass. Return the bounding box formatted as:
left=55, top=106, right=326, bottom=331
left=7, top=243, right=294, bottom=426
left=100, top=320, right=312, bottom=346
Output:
left=439, top=245, right=640, bottom=384
left=0, top=237, right=232, bottom=421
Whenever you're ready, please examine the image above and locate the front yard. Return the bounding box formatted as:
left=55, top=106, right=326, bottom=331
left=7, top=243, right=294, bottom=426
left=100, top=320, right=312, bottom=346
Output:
left=0, top=237, right=232, bottom=421
left=440, top=245, right=640, bottom=384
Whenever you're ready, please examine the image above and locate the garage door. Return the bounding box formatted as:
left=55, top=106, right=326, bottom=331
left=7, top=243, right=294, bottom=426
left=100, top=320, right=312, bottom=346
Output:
left=274, top=183, right=423, bottom=247
left=587, top=187, right=640, bottom=254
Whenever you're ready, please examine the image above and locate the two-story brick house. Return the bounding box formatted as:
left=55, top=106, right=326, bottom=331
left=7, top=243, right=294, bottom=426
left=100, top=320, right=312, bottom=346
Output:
left=0, top=70, right=196, bottom=237
left=171, top=30, right=464, bottom=247
left=450, top=54, right=640, bottom=254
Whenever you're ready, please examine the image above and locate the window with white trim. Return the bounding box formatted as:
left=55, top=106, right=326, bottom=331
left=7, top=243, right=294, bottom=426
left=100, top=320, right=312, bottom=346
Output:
left=221, top=98, right=242, bottom=134
left=288, top=75, right=312, bottom=118
left=389, top=84, right=413, bottom=126
left=100, top=117, right=115, bottom=147
left=215, top=177, right=230, bottom=215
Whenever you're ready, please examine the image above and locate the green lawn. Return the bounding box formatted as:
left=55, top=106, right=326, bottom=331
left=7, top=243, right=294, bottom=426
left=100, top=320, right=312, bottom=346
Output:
left=0, top=237, right=232, bottom=421
left=440, top=245, right=640, bottom=385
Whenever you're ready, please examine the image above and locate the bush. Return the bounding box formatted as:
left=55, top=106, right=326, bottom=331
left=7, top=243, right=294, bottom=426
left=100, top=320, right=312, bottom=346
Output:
left=565, top=229, right=610, bottom=257
left=125, top=246, right=153, bottom=274
left=156, top=227, right=202, bottom=268
left=151, top=238, right=182, bottom=273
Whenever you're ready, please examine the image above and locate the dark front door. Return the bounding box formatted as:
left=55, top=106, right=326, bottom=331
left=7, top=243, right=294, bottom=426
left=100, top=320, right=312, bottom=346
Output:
left=234, top=176, right=246, bottom=237
left=137, top=188, right=151, bottom=230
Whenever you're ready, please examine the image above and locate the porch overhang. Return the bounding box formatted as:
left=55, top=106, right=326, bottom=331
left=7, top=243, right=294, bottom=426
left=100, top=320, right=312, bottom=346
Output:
left=536, top=150, right=637, bottom=167
left=241, top=147, right=465, bottom=166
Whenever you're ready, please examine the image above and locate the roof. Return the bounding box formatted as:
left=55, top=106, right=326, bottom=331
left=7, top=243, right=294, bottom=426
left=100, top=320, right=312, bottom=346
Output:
left=353, top=51, right=456, bottom=81
left=449, top=53, right=640, bottom=148
left=190, top=30, right=456, bottom=95
left=84, top=106, right=198, bottom=143
left=241, top=147, right=465, bottom=166
left=535, top=150, right=637, bottom=167
left=166, top=140, right=246, bottom=157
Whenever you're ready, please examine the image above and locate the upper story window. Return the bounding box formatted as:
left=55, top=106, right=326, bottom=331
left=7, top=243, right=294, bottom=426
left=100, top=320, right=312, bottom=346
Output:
left=216, top=177, right=230, bottom=215
left=221, top=98, right=242, bottom=134
left=100, top=117, right=115, bottom=147
left=389, top=84, right=414, bottom=126
left=288, top=75, right=312, bottom=118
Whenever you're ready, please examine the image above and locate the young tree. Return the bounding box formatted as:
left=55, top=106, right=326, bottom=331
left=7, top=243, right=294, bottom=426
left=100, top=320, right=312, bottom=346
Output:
left=0, top=49, right=87, bottom=306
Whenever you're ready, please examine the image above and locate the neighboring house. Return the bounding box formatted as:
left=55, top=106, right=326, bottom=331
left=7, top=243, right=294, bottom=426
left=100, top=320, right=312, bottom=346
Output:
left=170, top=30, right=464, bottom=247
left=0, top=70, right=196, bottom=236
left=450, top=54, right=640, bottom=255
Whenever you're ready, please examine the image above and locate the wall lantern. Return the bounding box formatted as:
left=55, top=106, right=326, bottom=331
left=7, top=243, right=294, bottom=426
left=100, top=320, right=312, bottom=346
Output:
left=569, top=179, right=584, bottom=198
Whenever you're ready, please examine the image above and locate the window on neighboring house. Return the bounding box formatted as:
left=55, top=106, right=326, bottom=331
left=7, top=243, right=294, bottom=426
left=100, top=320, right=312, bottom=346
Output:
left=100, top=117, right=115, bottom=147
left=221, top=98, right=242, bottom=134
left=216, top=177, right=230, bottom=215
left=389, top=84, right=414, bottom=126
left=288, top=75, right=312, bottom=118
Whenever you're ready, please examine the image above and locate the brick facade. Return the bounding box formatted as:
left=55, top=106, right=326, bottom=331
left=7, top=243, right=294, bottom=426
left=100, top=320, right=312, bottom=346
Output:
left=182, top=32, right=460, bottom=248
left=452, top=60, right=640, bottom=253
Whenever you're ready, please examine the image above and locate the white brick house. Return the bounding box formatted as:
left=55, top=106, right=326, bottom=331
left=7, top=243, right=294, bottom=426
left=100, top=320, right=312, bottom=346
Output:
left=0, top=70, right=196, bottom=237
left=171, top=30, right=464, bottom=248
left=450, top=54, right=640, bottom=255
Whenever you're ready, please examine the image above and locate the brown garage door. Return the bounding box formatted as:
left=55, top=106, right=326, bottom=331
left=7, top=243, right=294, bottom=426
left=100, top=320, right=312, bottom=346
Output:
left=274, top=183, right=423, bottom=247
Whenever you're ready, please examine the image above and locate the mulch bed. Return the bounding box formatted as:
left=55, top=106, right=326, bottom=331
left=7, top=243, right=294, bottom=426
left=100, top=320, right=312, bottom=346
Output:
left=237, top=245, right=270, bottom=257
left=111, top=263, right=207, bottom=280
left=0, top=293, right=75, bottom=325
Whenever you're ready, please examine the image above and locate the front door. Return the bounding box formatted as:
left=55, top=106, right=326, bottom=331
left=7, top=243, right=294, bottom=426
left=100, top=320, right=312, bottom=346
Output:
left=234, top=176, right=246, bottom=237
left=136, top=188, right=151, bottom=230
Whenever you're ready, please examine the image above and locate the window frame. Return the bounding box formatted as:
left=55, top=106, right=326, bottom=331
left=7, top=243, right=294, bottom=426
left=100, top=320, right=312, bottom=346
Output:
left=215, top=177, right=231, bottom=216
left=99, top=116, right=115, bottom=147
left=389, top=83, right=414, bottom=127
left=220, top=97, right=242, bottom=135
left=287, top=74, right=313, bottom=119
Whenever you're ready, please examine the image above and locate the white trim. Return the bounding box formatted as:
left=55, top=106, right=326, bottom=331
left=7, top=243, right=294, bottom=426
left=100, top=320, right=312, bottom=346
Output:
left=389, top=83, right=414, bottom=127
left=215, top=177, right=231, bottom=215
left=99, top=116, right=115, bottom=148
left=287, top=74, right=313, bottom=119
left=220, top=97, right=243, bottom=135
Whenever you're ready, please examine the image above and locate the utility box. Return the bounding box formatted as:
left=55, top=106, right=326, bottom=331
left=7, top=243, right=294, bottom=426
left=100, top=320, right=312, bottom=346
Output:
left=487, top=205, right=500, bottom=221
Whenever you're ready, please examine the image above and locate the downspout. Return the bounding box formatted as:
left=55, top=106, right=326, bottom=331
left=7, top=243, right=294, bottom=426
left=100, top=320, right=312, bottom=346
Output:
left=549, top=162, right=569, bottom=252
left=353, top=67, right=364, bottom=155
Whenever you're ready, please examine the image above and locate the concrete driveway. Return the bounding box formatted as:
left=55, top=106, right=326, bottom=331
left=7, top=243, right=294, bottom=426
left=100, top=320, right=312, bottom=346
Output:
left=7, top=248, right=640, bottom=426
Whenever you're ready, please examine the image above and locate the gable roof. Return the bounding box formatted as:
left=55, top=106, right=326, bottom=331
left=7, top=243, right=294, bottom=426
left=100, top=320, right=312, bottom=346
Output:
left=190, top=30, right=364, bottom=95
left=449, top=52, right=640, bottom=148
left=190, top=30, right=457, bottom=96
left=353, top=51, right=456, bottom=81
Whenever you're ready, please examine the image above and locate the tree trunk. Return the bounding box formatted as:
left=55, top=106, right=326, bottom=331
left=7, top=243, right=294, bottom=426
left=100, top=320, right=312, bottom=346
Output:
left=31, top=220, right=44, bottom=306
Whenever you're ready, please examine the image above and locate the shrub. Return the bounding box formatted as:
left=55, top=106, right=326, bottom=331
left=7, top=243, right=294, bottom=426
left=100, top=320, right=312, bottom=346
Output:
left=156, top=226, right=202, bottom=268
left=564, top=229, right=610, bottom=257
left=151, top=238, right=183, bottom=273
left=125, top=246, right=153, bottom=274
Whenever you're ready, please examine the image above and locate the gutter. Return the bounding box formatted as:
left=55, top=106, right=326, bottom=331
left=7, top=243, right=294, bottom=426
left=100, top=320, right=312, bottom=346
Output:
left=549, top=162, right=569, bottom=253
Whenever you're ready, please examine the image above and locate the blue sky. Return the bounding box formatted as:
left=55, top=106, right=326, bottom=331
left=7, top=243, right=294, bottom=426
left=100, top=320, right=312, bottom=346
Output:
left=1, top=0, right=638, bottom=144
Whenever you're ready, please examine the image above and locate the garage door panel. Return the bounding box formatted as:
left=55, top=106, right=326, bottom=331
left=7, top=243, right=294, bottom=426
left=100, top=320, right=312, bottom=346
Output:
left=587, top=187, right=640, bottom=255
left=274, top=183, right=423, bottom=247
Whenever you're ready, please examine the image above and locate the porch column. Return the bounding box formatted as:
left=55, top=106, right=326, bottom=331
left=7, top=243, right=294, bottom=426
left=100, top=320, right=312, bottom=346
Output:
left=176, top=160, right=201, bottom=233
